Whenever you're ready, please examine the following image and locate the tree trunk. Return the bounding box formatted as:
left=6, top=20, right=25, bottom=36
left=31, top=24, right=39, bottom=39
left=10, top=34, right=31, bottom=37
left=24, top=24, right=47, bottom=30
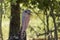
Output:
left=53, top=17, right=58, bottom=40
left=0, top=2, right=3, bottom=40
left=50, top=1, right=58, bottom=40
left=44, top=10, right=47, bottom=40
left=45, top=9, right=50, bottom=40
left=9, top=0, right=20, bottom=40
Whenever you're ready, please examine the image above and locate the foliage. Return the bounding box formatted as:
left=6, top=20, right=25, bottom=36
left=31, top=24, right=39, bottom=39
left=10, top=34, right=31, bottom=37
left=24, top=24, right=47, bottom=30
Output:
left=1, top=0, right=60, bottom=40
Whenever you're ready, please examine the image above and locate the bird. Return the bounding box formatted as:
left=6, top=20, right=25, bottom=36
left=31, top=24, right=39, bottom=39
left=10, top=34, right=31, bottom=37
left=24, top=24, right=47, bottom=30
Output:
left=8, top=10, right=31, bottom=40
left=21, top=10, right=31, bottom=33
left=19, top=10, right=31, bottom=40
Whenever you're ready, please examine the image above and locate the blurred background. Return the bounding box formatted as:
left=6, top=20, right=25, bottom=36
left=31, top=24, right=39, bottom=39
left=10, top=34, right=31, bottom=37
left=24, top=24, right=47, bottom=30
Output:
left=0, top=0, right=60, bottom=40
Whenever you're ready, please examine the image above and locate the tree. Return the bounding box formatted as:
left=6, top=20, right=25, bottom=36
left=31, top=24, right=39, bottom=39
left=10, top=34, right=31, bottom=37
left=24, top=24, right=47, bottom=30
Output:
left=9, top=0, right=20, bottom=40
left=50, top=0, right=58, bottom=40
left=0, top=1, right=3, bottom=40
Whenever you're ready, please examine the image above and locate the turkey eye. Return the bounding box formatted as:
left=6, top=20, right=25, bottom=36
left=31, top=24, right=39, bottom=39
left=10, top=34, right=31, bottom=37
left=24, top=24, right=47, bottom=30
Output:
left=25, top=11, right=27, bottom=13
